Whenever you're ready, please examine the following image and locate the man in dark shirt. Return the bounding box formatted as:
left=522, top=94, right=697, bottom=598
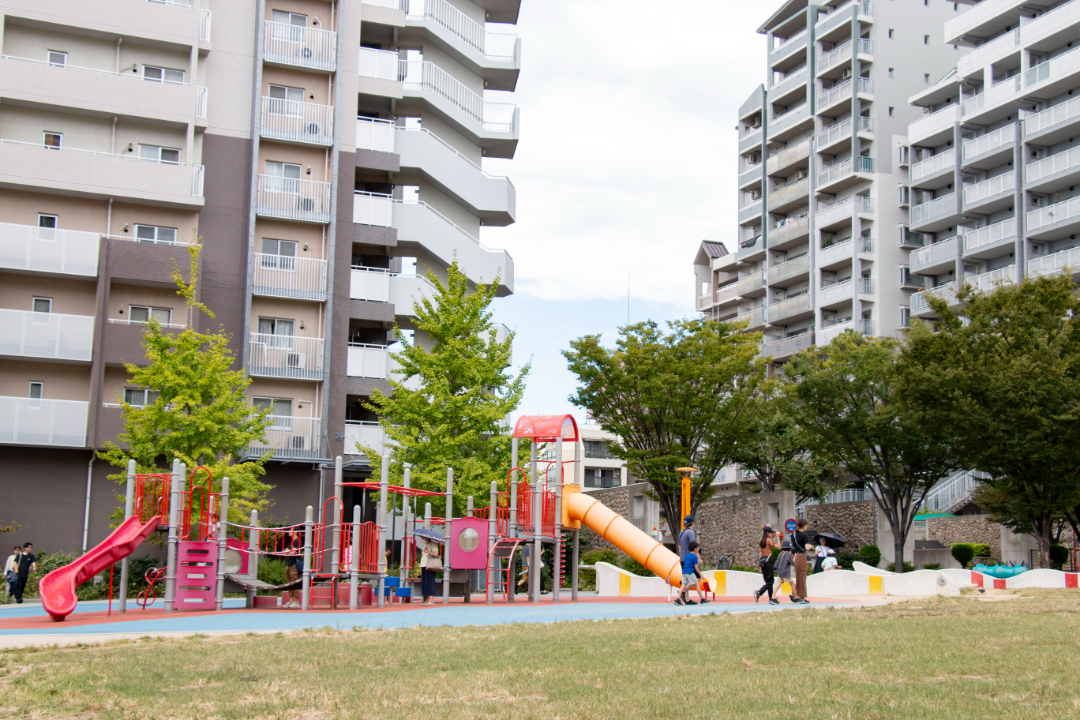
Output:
left=678, top=516, right=697, bottom=560
left=14, top=542, right=35, bottom=604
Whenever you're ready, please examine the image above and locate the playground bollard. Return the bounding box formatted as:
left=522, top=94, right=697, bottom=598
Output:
left=164, top=459, right=183, bottom=613
left=443, top=467, right=453, bottom=605
left=554, top=437, right=563, bottom=603
left=331, top=456, right=342, bottom=575
left=424, top=503, right=431, bottom=530
left=302, top=506, right=313, bottom=611
left=487, top=481, right=497, bottom=605
left=377, top=455, right=389, bottom=609
left=246, top=509, right=259, bottom=608
left=118, top=459, right=136, bottom=613
left=530, top=441, right=541, bottom=603
left=350, top=504, right=361, bottom=610
left=215, top=478, right=230, bottom=611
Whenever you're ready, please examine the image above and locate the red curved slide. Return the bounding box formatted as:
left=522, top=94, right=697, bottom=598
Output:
left=39, top=515, right=162, bottom=622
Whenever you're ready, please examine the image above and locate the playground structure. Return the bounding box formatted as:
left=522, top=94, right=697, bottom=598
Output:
left=40, top=415, right=683, bottom=620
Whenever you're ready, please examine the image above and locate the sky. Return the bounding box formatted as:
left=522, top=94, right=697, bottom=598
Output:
left=477, top=0, right=784, bottom=421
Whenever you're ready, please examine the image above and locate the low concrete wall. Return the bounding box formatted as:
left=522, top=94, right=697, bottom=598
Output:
left=914, top=547, right=961, bottom=569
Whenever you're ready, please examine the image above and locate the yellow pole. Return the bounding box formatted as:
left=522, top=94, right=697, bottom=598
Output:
left=676, top=467, right=696, bottom=529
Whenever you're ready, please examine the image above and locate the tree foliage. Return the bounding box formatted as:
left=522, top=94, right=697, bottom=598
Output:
left=563, top=317, right=766, bottom=532
left=98, top=245, right=273, bottom=524
left=363, top=261, right=529, bottom=513
left=785, top=332, right=960, bottom=570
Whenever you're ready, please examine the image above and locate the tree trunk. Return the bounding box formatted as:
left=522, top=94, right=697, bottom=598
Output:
left=1034, top=517, right=1052, bottom=569
left=893, top=535, right=906, bottom=573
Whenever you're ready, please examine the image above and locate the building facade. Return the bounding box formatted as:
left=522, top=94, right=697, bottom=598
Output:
left=0, top=0, right=522, bottom=553
left=695, top=0, right=962, bottom=364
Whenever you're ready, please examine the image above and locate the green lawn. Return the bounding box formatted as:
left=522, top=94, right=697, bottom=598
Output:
left=3, top=590, right=1079, bottom=719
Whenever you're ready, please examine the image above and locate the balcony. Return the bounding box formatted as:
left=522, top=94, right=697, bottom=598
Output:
left=961, top=76, right=1021, bottom=122
left=911, top=236, right=959, bottom=275
left=817, top=156, right=873, bottom=194
left=0, top=309, right=95, bottom=362
left=768, top=103, right=812, bottom=140
left=0, top=222, right=99, bottom=277
left=945, top=0, right=1026, bottom=46
left=252, top=253, right=328, bottom=301
left=350, top=266, right=392, bottom=302
left=958, top=29, right=1020, bottom=78
left=816, top=116, right=872, bottom=154
left=356, top=117, right=397, bottom=154
left=0, top=139, right=204, bottom=207
left=966, top=264, right=1016, bottom=293
left=909, top=193, right=958, bottom=230
left=908, top=104, right=960, bottom=146
left=344, top=420, right=385, bottom=456
left=354, top=191, right=394, bottom=227
left=739, top=128, right=763, bottom=154
left=769, top=215, right=810, bottom=250
left=766, top=139, right=810, bottom=175
left=396, top=126, right=515, bottom=225
left=911, top=281, right=958, bottom=316
left=739, top=163, right=764, bottom=189
left=263, top=21, right=337, bottom=72
left=815, top=0, right=873, bottom=38
left=817, top=195, right=872, bottom=230
left=818, top=279, right=853, bottom=308
left=358, top=46, right=402, bottom=98
left=402, top=0, right=520, bottom=90
left=247, top=334, right=325, bottom=381
left=259, top=97, right=334, bottom=146
left=389, top=273, right=438, bottom=318
left=1028, top=246, right=1080, bottom=279
left=347, top=343, right=389, bottom=378
left=1025, top=96, right=1080, bottom=143
left=910, top=148, right=955, bottom=185
left=737, top=234, right=765, bottom=262
left=963, top=219, right=1016, bottom=260
left=818, top=320, right=855, bottom=347
left=1025, top=46, right=1080, bottom=92
left=817, top=39, right=872, bottom=77
left=770, top=28, right=808, bottom=66
left=770, top=67, right=809, bottom=104
left=819, top=238, right=854, bottom=270
left=1027, top=146, right=1080, bottom=193
left=0, top=397, right=88, bottom=448
left=255, top=175, right=332, bottom=223
left=770, top=293, right=813, bottom=323
left=1028, top=195, right=1080, bottom=239
left=763, top=332, right=813, bottom=360
left=735, top=306, right=768, bottom=330
left=963, top=171, right=1014, bottom=212
left=17, top=0, right=204, bottom=48
left=738, top=201, right=763, bottom=225
left=248, top=415, right=322, bottom=461
left=816, top=78, right=872, bottom=115
left=768, top=254, right=810, bottom=286
left=767, top=177, right=809, bottom=213
left=737, top=271, right=767, bottom=298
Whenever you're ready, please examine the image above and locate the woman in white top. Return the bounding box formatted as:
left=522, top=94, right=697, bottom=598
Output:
left=4, top=546, right=20, bottom=601
left=814, top=540, right=830, bottom=574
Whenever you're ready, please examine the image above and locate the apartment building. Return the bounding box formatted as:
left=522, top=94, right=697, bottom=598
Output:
left=905, top=0, right=1080, bottom=320
left=695, top=0, right=961, bottom=366
left=0, top=0, right=521, bottom=553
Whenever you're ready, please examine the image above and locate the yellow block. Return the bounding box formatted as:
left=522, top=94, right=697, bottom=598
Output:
left=869, top=575, right=883, bottom=595
left=619, top=572, right=631, bottom=597
left=561, top=484, right=582, bottom=529
left=712, top=571, right=726, bottom=596
left=780, top=581, right=792, bottom=595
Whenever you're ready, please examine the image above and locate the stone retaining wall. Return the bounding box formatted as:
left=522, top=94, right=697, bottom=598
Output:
left=926, top=514, right=1001, bottom=561
left=804, top=500, right=877, bottom=549
left=694, top=494, right=763, bottom=569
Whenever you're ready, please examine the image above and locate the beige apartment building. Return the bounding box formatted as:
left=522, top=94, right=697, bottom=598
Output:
left=0, top=0, right=521, bottom=553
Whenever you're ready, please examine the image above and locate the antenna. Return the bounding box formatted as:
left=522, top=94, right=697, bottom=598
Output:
left=627, top=272, right=630, bottom=326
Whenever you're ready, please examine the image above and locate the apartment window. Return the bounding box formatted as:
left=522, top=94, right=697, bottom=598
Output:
left=124, top=388, right=160, bottom=407
left=584, top=468, right=620, bottom=490
left=272, top=10, right=308, bottom=26
left=253, top=397, right=293, bottom=424
left=900, top=307, right=912, bottom=327
left=888, top=68, right=894, bottom=78
left=37, top=214, right=57, bottom=241
left=268, top=84, right=305, bottom=115
left=924, top=73, right=931, bottom=84
left=584, top=440, right=618, bottom=459
left=143, top=65, right=185, bottom=84
left=257, top=318, right=295, bottom=348
left=270, top=10, right=308, bottom=41
left=43, top=132, right=61, bottom=150
left=135, top=224, right=178, bottom=245
left=129, top=305, right=172, bottom=324
left=28, top=382, right=43, bottom=400
left=265, top=161, right=302, bottom=192
left=924, top=35, right=930, bottom=45
left=32, top=297, right=52, bottom=314
left=888, top=29, right=894, bottom=39
left=47, top=51, right=67, bottom=67
left=138, top=145, right=181, bottom=164
left=260, top=238, right=298, bottom=270
left=889, top=107, right=895, bottom=117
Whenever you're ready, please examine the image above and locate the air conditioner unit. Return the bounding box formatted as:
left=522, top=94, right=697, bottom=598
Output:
left=842, top=68, right=852, bottom=80
left=286, top=352, right=307, bottom=368
left=750, top=117, right=762, bottom=129
left=793, top=169, right=807, bottom=181
left=749, top=152, right=761, bottom=164
left=306, top=122, right=321, bottom=135
left=750, top=189, right=762, bottom=200
left=290, top=435, right=308, bottom=450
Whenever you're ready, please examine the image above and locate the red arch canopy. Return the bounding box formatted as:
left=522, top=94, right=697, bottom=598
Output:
left=512, top=414, right=579, bottom=442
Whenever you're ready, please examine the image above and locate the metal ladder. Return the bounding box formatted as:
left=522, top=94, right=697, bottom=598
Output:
left=485, top=538, right=524, bottom=602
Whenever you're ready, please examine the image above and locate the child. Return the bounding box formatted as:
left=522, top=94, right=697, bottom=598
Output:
left=675, top=540, right=708, bottom=606
left=773, top=540, right=795, bottom=602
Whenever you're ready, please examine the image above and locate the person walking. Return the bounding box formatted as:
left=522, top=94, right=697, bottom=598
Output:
left=418, top=539, right=441, bottom=606
left=753, top=526, right=779, bottom=605
left=4, top=546, right=20, bottom=603
left=14, top=543, right=35, bottom=604
left=790, top=519, right=811, bottom=604
left=282, top=534, right=302, bottom=609
left=773, top=540, right=795, bottom=602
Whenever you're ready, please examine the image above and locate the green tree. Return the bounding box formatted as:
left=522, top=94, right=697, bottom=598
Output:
left=563, top=317, right=765, bottom=532
left=362, top=261, right=529, bottom=512
left=785, top=331, right=960, bottom=571
left=902, top=274, right=1080, bottom=568
left=98, top=245, right=273, bottom=525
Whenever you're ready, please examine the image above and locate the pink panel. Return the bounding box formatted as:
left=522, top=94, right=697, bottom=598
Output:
left=450, top=517, right=489, bottom=570
left=174, top=540, right=218, bottom=612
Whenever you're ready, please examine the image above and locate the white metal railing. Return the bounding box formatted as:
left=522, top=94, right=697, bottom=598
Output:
left=248, top=333, right=325, bottom=379
left=918, top=471, right=981, bottom=513
left=1028, top=195, right=1080, bottom=233
left=255, top=175, right=332, bottom=222
left=249, top=415, right=322, bottom=460
left=347, top=342, right=389, bottom=378
left=964, top=171, right=1013, bottom=206
left=860, top=277, right=874, bottom=295
left=148, top=0, right=193, bottom=6
left=1026, top=46, right=1080, bottom=86
left=910, top=193, right=956, bottom=225
left=200, top=9, right=211, bottom=42
left=344, top=420, right=385, bottom=456
left=817, top=77, right=872, bottom=112
left=395, top=198, right=501, bottom=252
left=967, top=265, right=1015, bottom=293
left=0, top=309, right=95, bottom=361
left=0, top=397, right=88, bottom=448
left=819, top=278, right=853, bottom=305
left=356, top=117, right=396, bottom=153
left=192, top=164, right=204, bottom=198
left=963, top=219, right=1015, bottom=254
left=963, top=125, right=1013, bottom=160
left=911, top=148, right=955, bottom=182
left=817, top=195, right=872, bottom=223
left=1027, top=146, right=1080, bottom=184
left=264, top=20, right=337, bottom=71
left=260, top=97, right=334, bottom=145
left=252, top=253, right=328, bottom=300
left=362, top=0, right=403, bottom=7
left=402, top=126, right=508, bottom=180
left=1026, top=96, right=1080, bottom=137
left=0, top=54, right=189, bottom=85
left=911, top=281, right=957, bottom=313
left=818, top=156, right=872, bottom=186
left=1028, top=245, right=1080, bottom=277
left=817, top=41, right=853, bottom=73
left=107, top=318, right=187, bottom=330
left=962, top=76, right=1021, bottom=116
left=816, top=116, right=872, bottom=149
left=350, top=265, right=392, bottom=302
left=911, top=236, right=958, bottom=270
left=399, top=60, right=515, bottom=133
left=195, top=86, right=207, bottom=119
left=354, top=191, right=393, bottom=227
left=0, top=222, right=100, bottom=276
left=359, top=46, right=399, bottom=81
left=405, top=0, right=518, bottom=61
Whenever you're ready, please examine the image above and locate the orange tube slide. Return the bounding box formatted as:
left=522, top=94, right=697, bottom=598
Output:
left=565, top=491, right=682, bottom=587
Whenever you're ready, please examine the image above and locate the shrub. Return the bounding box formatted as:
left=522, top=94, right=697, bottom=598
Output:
left=258, top=558, right=288, bottom=586
left=836, top=550, right=859, bottom=570
left=1049, top=544, right=1069, bottom=570
left=729, top=566, right=759, bottom=573
left=576, top=549, right=619, bottom=591
left=620, top=555, right=654, bottom=577
left=770, top=546, right=781, bottom=564
left=970, top=543, right=991, bottom=558
left=922, top=563, right=942, bottom=570
left=858, top=545, right=881, bottom=568
left=886, top=561, right=915, bottom=573
left=951, top=544, right=975, bottom=568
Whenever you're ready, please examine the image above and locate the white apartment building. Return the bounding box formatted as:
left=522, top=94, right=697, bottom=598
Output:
left=695, top=0, right=962, bottom=363
left=0, top=0, right=522, bottom=553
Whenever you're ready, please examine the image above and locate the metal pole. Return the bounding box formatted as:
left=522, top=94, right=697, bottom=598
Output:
left=349, top=504, right=360, bottom=610
left=400, top=465, right=411, bottom=582
left=377, top=455, right=389, bottom=609
left=331, top=455, right=342, bottom=574
left=572, top=529, right=580, bottom=601
left=215, top=477, right=229, bottom=611
left=530, top=441, right=541, bottom=603
left=575, top=439, right=582, bottom=486
left=510, top=437, right=518, bottom=537
left=443, top=467, right=453, bottom=605
left=487, top=480, right=497, bottom=605
left=554, top=437, right=563, bottom=603
left=163, top=459, right=182, bottom=613
left=118, top=459, right=135, bottom=613
left=302, top=506, right=313, bottom=611
left=467, top=496, right=473, bottom=516
left=424, top=503, right=431, bottom=529
left=245, top=509, right=259, bottom=608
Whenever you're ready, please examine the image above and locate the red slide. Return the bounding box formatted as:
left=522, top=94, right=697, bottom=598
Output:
left=39, top=515, right=162, bottom=622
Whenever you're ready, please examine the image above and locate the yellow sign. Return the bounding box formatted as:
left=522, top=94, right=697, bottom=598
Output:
left=676, top=467, right=696, bottom=528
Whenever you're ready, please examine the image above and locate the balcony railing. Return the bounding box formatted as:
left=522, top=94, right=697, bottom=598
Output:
left=817, top=195, right=872, bottom=225
left=911, top=281, right=958, bottom=313
left=200, top=9, right=211, bottom=42
left=0, top=397, right=88, bottom=448
left=909, top=103, right=960, bottom=142
left=264, top=20, right=337, bottom=71
left=252, top=253, right=328, bottom=301
left=1025, top=96, right=1080, bottom=137
left=248, top=334, right=325, bottom=380
left=354, top=191, right=393, bottom=227
left=735, top=306, right=768, bottom=328
left=818, top=320, right=854, bottom=346
left=195, top=86, right=207, bottom=119
left=344, top=420, right=385, bottom=456
left=768, top=254, right=809, bottom=285
left=1025, top=46, right=1080, bottom=87
left=962, top=76, right=1020, bottom=117
left=816, top=116, right=872, bottom=150
left=963, top=219, right=1015, bottom=255
left=817, top=39, right=872, bottom=74
left=918, top=470, right=981, bottom=513
left=911, top=236, right=958, bottom=271
left=911, top=148, right=955, bottom=183
left=347, top=342, right=389, bottom=378
left=910, top=193, right=956, bottom=225
left=768, top=176, right=809, bottom=206
left=1027, top=146, right=1080, bottom=184
left=399, top=60, right=515, bottom=133
left=818, top=278, right=853, bottom=306
left=765, top=139, right=810, bottom=174
left=763, top=332, right=814, bottom=358
left=818, top=156, right=872, bottom=186
left=0, top=309, right=94, bottom=361
left=0, top=222, right=99, bottom=277
left=817, top=77, right=872, bottom=113
left=1028, top=195, right=1080, bottom=233
left=260, top=96, right=334, bottom=145
left=772, top=66, right=808, bottom=98
left=966, top=265, right=1015, bottom=293
left=963, top=171, right=1013, bottom=207
left=772, top=28, right=807, bottom=54
left=771, top=214, right=809, bottom=243
left=356, top=117, right=396, bottom=153
left=249, top=415, right=322, bottom=461
left=769, top=293, right=812, bottom=321
left=963, top=124, right=1013, bottom=160
left=255, top=175, right=333, bottom=223
left=737, top=271, right=766, bottom=296
left=1028, top=246, right=1080, bottom=277
left=405, top=0, right=518, bottom=60
left=358, top=46, right=399, bottom=81
left=351, top=266, right=392, bottom=302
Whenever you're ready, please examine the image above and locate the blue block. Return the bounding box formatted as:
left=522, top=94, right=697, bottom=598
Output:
left=395, top=587, right=412, bottom=598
